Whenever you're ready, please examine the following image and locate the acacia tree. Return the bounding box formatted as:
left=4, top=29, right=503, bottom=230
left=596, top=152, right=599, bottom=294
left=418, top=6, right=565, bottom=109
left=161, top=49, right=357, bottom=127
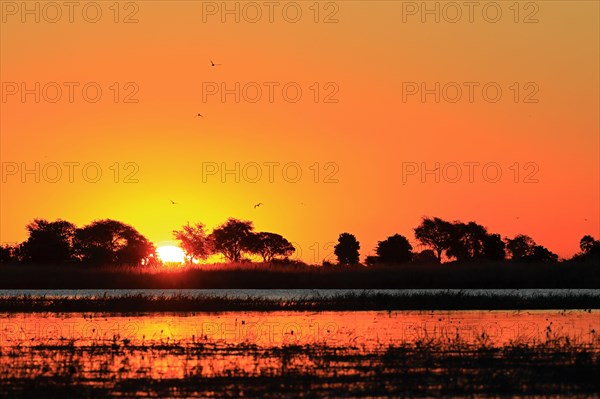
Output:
left=173, top=223, right=213, bottom=263
left=73, top=219, right=155, bottom=266
left=414, top=217, right=453, bottom=262
left=505, top=234, right=558, bottom=262
left=247, top=232, right=295, bottom=262
left=447, top=221, right=489, bottom=261
left=375, top=234, right=413, bottom=264
left=334, top=233, right=360, bottom=265
left=505, top=234, right=536, bottom=261
left=209, top=218, right=254, bottom=262
left=528, top=245, right=559, bottom=262
left=20, top=219, right=76, bottom=264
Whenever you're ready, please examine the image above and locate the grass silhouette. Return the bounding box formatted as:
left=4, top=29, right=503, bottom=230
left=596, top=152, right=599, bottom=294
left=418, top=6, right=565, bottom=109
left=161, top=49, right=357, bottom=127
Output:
left=1, top=291, right=599, bottom=312
left=0, top=260, right=598, bottom=289
left=2, top=333, right=598, bottom=398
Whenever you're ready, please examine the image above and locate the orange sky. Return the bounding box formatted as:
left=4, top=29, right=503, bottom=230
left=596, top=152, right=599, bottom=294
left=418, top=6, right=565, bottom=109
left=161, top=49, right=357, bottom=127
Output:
left=1, top=1, right=599, bottom=262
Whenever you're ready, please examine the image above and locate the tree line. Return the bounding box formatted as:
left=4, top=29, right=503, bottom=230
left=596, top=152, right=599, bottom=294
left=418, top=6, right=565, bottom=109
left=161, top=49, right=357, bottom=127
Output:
left=0, top=218, right=294, bottom=266
left=173, top=219, right=294, bottom=263
left=356, top=217, right=599, bottom=266
left=0, top=219, right=154, bottom=266
left=1, top=216, right=598, bottom=266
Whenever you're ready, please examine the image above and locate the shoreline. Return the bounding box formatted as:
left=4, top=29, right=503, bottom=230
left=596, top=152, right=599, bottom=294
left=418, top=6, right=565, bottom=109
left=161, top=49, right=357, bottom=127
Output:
left=1, top=292, right=599, bottom=312
left=1, top=261, right=599, bottom=290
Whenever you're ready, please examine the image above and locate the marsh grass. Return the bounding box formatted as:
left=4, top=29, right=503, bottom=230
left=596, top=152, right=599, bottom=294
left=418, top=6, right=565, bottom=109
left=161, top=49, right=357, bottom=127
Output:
left=1, top=334, right=599, bottom=398
left=1, top=260, right=598, bottom=289
left=0, top=292, right=599, bottom=312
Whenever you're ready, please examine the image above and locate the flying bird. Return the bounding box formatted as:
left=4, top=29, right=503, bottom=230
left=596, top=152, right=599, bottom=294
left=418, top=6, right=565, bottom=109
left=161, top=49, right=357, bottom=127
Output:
left=254, top=203, right=263, bottom=208
left=210, top=59, right=222, bottom=67
left=170, top=199, right=178, bottom=205
left=196, top=113, right=203, bottom=118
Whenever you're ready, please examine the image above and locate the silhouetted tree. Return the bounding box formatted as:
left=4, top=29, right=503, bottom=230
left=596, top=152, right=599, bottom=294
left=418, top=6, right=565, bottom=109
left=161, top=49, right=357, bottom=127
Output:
left=483, top=233, right=506, bottom=261
left=247, top=232, right=295, bottom=262
left=505, top=234, right=536, bottom=261
left=574, top=235, right=600, bottom=263
left=0, top=244, right=19, bottom=264
left=364, top=255, right=380, bottom=266
left=209, top=218, right=254, bottom=262
left=20, top=219, right=76, bottom=264
left=526, top=245, right=559, bottom=263
left=375, top=234, right=412, bottom=264
left=412, top=249, right=439, bottom=264
left=173, top=223, right=213, bottom=263
left=414, top=217, right=453, bottom=262
left=73, top=219, right=154, bottom=266
left=0, top=246, right=10, bottom=264
left=580, top=235, right=600, bottom=254
left=334, top=233, right=360, bottom=265
left=447, top=222, right=488, bottom=261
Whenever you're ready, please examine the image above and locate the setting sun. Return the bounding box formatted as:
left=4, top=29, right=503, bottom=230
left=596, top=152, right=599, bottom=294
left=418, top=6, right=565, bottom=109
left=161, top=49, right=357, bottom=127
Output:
left=157, top=246, right=185, bottom=264
left=0, top=2, right=598, bottom=397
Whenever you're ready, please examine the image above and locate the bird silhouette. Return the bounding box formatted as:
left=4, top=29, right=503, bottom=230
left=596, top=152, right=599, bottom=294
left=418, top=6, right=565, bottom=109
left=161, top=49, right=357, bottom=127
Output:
left=254, top=203, right=263, bottom=208
left=170, top=199, right=178, bottom=205
left=210, top=59, right=222, bottom=67
left=196, top=113, right=203, bottom=118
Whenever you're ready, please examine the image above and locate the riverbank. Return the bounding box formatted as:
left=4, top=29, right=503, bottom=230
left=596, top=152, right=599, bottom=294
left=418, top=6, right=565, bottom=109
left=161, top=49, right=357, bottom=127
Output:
left=1, top=291, right=599, bottom=312
left=1, top=260, right=598, bottom=289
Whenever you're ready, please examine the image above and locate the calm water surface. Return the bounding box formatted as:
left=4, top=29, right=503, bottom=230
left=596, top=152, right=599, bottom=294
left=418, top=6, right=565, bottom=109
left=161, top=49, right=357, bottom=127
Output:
left=1, top=310, right=598, bottom=397
left=2, top=310, right=598, bottom=348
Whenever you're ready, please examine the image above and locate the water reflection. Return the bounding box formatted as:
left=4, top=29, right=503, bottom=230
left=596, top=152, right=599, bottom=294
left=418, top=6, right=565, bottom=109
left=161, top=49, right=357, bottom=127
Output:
left=2, top=310, right=598, bottom=348
left=1, top=310, right=598, bottom=398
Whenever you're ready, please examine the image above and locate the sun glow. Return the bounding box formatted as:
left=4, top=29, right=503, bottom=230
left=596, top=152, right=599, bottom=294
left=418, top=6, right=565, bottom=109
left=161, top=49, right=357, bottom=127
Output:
left=157, top=246, right=185, bottom=264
